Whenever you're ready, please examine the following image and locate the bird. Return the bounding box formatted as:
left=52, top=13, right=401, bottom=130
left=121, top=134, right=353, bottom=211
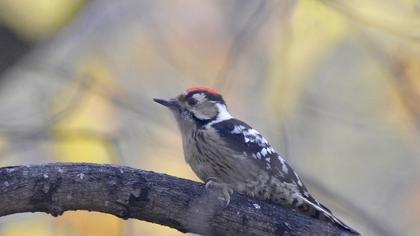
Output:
left=154, top=87, right=358, bottom=234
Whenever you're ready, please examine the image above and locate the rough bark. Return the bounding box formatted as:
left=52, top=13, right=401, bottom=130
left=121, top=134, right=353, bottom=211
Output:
left=0, top=163, right=358, bottom=236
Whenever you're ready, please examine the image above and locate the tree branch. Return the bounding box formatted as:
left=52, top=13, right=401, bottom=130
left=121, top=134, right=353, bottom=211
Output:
left=0, top=163, right=358, bottom=236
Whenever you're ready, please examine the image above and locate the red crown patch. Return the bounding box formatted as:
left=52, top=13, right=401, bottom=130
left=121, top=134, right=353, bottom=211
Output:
left=185, top=87, right=220, bottom=95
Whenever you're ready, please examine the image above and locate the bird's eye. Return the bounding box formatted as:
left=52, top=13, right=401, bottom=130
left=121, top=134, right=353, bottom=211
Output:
left=186, top=97, right=197, bottom=106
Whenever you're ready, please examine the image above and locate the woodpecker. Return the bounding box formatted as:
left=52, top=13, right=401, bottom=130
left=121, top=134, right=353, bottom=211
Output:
left=154, top=87, right=358, bottom=234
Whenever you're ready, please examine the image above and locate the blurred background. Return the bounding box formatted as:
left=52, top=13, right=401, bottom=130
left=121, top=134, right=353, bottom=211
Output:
left=0, top=0, right=419, bottom=235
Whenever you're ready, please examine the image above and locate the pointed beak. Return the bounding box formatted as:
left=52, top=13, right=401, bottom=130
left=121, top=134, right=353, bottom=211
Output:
left=153, top=98, right=178, bottom=108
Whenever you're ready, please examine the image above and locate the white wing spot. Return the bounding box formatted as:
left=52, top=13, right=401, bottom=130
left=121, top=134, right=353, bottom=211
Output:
left=256, top=153, right=262, bottom=159
left=231, top=125, right=247, bottom=134
left=248, top=129, right=259, bottom=136
left=253, top=203, right=261, bottom=209
left=261, top=137, right=268, bottom=144
left=297, top=179, right=303, bottom=187
left=261, top=148, right=268, bottom=156
left=282, top=164, right=289, bottom=174
left=265, top=157, right=270, bottom=162
left=242, top=129, right=263, bottom=144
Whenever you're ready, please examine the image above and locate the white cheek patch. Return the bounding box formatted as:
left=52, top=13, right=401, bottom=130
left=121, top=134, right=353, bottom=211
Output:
left=189, top=93, right=213, bottom=120
left=192, top=109, right=211, bottom=120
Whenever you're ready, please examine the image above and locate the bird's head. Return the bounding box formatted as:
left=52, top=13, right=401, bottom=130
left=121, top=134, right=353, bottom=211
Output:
left=154, top=87, right=232, bottom=128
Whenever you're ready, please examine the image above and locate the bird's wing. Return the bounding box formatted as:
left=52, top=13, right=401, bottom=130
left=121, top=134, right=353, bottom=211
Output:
left=211, top=118, right=304, bottom=187
left=211, top=118, right=359, bottom=234
left=211, top=118, right=329, bottom=207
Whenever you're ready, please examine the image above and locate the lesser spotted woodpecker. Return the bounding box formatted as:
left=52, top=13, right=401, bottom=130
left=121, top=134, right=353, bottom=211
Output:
left=154, top=87, right=358, bottom=234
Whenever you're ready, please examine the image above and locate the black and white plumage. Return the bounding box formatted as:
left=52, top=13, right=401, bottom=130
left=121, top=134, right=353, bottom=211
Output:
left=154, top=87, right=358, bottom=234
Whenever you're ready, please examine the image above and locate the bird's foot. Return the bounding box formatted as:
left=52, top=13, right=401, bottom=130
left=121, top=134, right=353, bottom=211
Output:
left=205, top=177, right=233, bottom=206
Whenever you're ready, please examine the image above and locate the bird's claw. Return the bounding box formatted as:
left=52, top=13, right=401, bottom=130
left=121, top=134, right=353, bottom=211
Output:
left=205, top=177, right=232, bottom=207
left=205, top=177, right=217, bottom=189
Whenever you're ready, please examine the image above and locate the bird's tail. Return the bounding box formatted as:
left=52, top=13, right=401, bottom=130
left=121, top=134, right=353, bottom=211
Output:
left=299, top=196, right=360, bottom=235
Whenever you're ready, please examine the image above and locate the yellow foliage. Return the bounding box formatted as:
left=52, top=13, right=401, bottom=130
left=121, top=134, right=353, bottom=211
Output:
left=53, top=139, right=111, bottom=163
left=290, top=0, right=347, bottom=71
left=0, top=0, right=84, bottom=39
left=52, top=57, right=118, bottom=163
left=56, top=212, right=121, bottom=236
left=78, top=57, right=119, bottom=95
left=52, top=91, right=115, bottom=163
left=127, top=220, right=185, bottom=236
left=0, top=216, right=52, bottom=236
left=385, top=52, right=420, bottom=143
left=54, top=92, right=115, bottom=134
left=322, top=0, right=420, bottom=40
left=266, top=0, right=347, bottom=117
